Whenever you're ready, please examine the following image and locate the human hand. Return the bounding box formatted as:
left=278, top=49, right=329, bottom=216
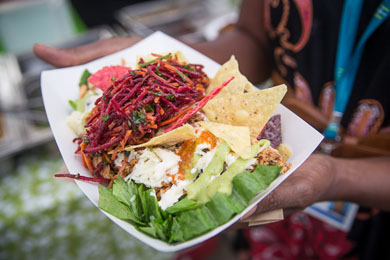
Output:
left=33, top=36, right=142, bottom=67
left=241, top=153, right=336, bottom=222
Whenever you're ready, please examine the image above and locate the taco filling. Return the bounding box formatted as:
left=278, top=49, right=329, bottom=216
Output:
left=62, top=53, right=291, bottom=242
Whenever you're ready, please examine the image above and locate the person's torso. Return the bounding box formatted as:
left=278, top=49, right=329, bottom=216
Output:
left=265, top=0, right=390, bottom=136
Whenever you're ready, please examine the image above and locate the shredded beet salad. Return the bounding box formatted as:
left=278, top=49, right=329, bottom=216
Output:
left=74, top=53, right=210, bottom=157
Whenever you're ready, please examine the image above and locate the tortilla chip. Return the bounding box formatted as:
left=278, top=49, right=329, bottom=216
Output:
left=125, top=124, right=196, bottom=150
left=206, top=55, right=253, bottom=98
left=199, top=121, right=252, bottom=159
left=203, top=84, right=287, bottom=142
left=173, top=51, right=188, bottom=64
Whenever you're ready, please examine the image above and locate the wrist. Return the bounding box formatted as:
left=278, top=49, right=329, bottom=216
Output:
left=324, top=156, right=353, bottom=202
left=311, top=153, right=338, bottom=202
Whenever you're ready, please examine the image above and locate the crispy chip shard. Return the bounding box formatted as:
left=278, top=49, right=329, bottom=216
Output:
left=199, top=121, right=252, bottom=159
left=206, top=55, right=253, bottom=98
left=203, top=84, right=287, bottom=142
left=124, top=124, right=196, bottom=150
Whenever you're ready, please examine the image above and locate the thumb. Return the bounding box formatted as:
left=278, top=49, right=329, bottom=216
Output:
left=33, top=36, right=142, bottom=67
left=241, top=182, right=300, bottom=221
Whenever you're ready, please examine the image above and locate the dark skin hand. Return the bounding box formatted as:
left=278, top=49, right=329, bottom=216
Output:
left=34, top=0, right=390, bottom=227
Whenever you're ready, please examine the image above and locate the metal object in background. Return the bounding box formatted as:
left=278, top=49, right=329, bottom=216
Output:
left=0, top=27, right=115, bottom=163
left=115, top=0, right=235, bottom=43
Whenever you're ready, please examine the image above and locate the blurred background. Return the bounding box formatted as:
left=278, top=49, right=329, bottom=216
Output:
left=0, top=0, right=241, bottom=259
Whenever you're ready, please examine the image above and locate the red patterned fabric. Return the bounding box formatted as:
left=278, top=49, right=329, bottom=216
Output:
left=244, top=212, right=356, bottom=260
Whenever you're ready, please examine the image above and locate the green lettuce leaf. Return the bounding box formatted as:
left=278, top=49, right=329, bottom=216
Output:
left=205, top=193, right=235, bottom=225
left=98, top=186, right=143, bottom=225
left=98, top=163, right=282, bottom=243
left=176, top=207, right=218, bottom=241
left=144, top=189, right=163, bottom=222
left=165, top=197, right=201, bottom=215
left=112, top=178, right=143, bottom=223
left=169, top=218, right=184, bottom=243
left=79, top=69, right=91, bottom=86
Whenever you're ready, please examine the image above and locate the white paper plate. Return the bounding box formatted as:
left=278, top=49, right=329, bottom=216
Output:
left=41, top=31, right=323, bottom=252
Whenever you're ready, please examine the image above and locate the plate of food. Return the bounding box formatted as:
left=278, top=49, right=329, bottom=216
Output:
left=41, top=31, right=323, bottom=252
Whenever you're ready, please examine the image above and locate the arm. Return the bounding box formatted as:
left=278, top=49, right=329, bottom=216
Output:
left=33, top=0, right=271, bottom=84
left=328, top=156, right=390, bottom=210
left=192, top=0, right=272, bottom=84
left=242, top=154, right=390, bottom=220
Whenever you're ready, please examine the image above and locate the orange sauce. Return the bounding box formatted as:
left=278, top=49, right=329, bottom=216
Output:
left=197, top=130, right=217, bottom=149
left=175, top=131, right=217, bottom=180
left=176, top=139, right=197, bottom=180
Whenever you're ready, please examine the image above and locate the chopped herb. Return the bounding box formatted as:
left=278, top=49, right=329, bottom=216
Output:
left=102, top=156, right=108, bottom=166
left=103, top=96, right=107, bottom=100
left=184, top=65, right=194, bottom=71
left=81, top=135, right=90, bottom=143
left=156, top=63, right=163, bottom=77
left=79, top=69, right=92, bottom=86
left=127, top=120, right=132, bottom=127
left=166, top=94, right=175, bottom=100
left=68, top=100, right=77, bottom=110
left=132, top=110, right=146, bottom=125
left=111, top=76, right=116, bottom=81
left=176, top=70, right=186, bottom=83
left=145, top=104, right=155, bottom=112
left=123, top=150, right=131, bottom=157
left=130, top=71, right=135, bottom=76
left=149, top=91, right=162, bottom=96
left=139, top=53, right=172, bottom=68
left=101, top=114, right=110, bottom=122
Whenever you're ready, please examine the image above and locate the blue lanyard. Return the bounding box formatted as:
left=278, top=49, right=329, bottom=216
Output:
left=323, top=0, right=390, bottom=140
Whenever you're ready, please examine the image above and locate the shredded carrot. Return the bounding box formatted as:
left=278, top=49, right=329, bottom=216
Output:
left=80, top=143, right=94, bottom=172
left=82, top=153, right=94, bottom=173
left=103, top=153, right=111, bottom=164
left=163, top=64, right=194, bottom=85
left=108, top=122, right=116, bottom=130
left=80, top=152, right=87, bottom=168
left=111, top=146, right=123, bottom=161
left=160, top=106, right=193, bottom=126
left=121, top=130, right=132, bottom=148
left=146, top=113, right=155, bottom=121
left=108, top=174, right=120, bottom=188
left=80, top=84, right=88, bottom=99
left=111, top=83, right=123, bottom=94
left=146, top=123, right=158, bottom=129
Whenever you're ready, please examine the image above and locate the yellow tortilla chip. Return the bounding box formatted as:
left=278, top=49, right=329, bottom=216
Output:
left=173, top=51, right=189, bottom=64
left=207, top=55, right=253, bottom=98
left=125, top=124, right=196, bottom=150
left=199, top=121, right=252, bottom=159
left=203, top=84, right=287, bottom=142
